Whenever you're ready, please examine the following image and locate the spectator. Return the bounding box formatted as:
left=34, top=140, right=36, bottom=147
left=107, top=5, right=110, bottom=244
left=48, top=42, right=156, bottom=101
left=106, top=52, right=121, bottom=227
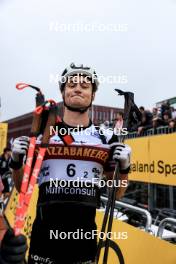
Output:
left=152, top=107, right=162, bottom=129
left=152, top=107, right=161, bottom=119
left=137, top=107, right=153, bottom=135
left=169, top=119, right=176, bottom=130
left=160, top=101, right=171, bottom=119
left=171, top=107, right=176, bottom=120
left=115, top=111, right=124, bottom=130
left=166, top=107, right=176, bottom=131
left=152, top=108, right=162, bottom=128
left=152, top=110, right=172, bottom=130
left=162, top=111, right=171, bottom=126
left=0, top=148, right=12, bottom=200
left=100, top=120, right=110, bottom=130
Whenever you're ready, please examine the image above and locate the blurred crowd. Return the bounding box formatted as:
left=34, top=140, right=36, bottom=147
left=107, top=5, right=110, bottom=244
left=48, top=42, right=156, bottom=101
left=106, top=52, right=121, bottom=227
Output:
left=136, top=102, right=176, bottom=135
left=100, top=101, right=176, bottom=136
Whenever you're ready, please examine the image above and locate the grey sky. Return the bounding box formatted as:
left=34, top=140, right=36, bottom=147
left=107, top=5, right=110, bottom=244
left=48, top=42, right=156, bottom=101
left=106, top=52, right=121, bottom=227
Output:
left=1, top=0, right=176, bottom=121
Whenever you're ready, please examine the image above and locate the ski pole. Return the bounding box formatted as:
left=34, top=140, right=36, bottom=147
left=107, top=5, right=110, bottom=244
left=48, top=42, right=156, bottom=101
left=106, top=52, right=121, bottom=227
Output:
left=98, top=137, right=126, bottom=263
left=96, top=152, right=122, bottom=263
left=14, top=100, right=58, bottom=235
left=14, top=83, right=75, bottom=235
left=102, top=163, right=121, bottom=263
left=97, top=89, right=142, bottom=263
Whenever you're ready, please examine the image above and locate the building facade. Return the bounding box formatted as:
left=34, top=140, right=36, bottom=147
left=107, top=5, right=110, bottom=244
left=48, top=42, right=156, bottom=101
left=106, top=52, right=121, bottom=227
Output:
left=5, top=102, right=122, bottom=145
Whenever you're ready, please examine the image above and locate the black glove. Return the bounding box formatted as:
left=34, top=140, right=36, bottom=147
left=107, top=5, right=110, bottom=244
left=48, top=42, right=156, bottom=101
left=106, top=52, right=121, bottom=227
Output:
left=0, top=229, right=27, bottom=264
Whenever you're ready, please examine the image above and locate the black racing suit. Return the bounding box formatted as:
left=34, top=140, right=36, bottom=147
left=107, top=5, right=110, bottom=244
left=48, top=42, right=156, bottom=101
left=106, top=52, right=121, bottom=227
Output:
left=28, top=203, right=97, bottom=263
left=28, top=123, right=116, bottom=264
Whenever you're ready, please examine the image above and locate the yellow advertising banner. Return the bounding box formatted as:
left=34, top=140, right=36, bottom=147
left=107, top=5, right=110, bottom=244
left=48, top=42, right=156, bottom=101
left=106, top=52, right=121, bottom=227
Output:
left=126, top=133, right=176, bottom=186
left=0, top=123, right=8, bottom=155
left=96, top=211, right=176, bottom=264
left=4, top=187, right=176, bottom=264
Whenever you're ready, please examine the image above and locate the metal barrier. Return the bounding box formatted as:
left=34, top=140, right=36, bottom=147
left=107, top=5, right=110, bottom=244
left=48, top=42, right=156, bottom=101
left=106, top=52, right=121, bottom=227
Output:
left=126, top=126, right=176, bottom=139
left=101, top=196, right=152, bottom=231
left=157, top=218, right=176, bottom=238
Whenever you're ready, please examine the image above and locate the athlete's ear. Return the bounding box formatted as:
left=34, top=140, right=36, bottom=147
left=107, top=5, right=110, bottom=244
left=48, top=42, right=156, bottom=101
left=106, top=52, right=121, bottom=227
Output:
left=61, top=87, right=65, bottom=99
left=92, top=92, right=95, bottom=101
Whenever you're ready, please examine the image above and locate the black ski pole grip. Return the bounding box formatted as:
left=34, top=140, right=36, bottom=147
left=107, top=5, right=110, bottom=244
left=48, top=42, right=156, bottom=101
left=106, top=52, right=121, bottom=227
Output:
left=30, top=111, right=43, bottom=137
left=41, top=105, right=57, bottom=146
left=35, top=92, right=45, bottom=107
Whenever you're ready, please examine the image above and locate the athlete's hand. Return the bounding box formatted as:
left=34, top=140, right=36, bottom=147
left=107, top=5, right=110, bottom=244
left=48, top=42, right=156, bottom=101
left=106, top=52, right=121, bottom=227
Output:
left=0, top=229, right=27, bottom=264
left=9, top=136, right=30, bottom=170
left=112, top=143, right=131, bottom=171
left=11, top=136, right=30, bottom=162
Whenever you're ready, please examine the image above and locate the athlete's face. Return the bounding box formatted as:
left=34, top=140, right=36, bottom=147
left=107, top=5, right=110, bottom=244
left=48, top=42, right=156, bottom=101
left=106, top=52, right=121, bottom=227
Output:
left=63, top=75, right=95, bottom=109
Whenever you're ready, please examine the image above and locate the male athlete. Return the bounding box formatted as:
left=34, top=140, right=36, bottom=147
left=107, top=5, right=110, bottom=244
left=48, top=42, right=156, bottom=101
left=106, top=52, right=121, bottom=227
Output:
left=0, top=63, right=131, bottom=264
